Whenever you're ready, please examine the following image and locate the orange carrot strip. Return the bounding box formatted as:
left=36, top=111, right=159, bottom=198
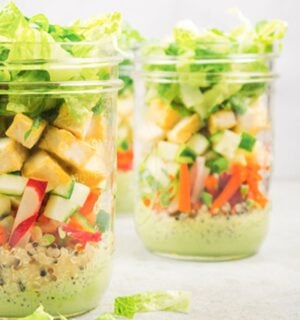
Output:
left=178, top=164, right=192, bottom=212
left=211, top=165, right=247, bottom=212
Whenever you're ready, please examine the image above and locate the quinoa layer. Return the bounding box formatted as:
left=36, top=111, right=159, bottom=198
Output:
left=0, top=233, right=114, bottom=317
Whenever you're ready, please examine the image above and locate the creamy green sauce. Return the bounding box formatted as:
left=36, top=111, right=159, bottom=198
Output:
left=135, top=204, right=269, bottom=260
left=0, top=236, right=113, bottom=317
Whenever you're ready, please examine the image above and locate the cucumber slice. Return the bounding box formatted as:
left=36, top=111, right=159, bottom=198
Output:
left=176, top=145, right=196, bottom=164
left=71, top=212, right=95, bottom=233
left=43, top=195, right=79, bottom=222
left=187, top=134, right=209, bottom=155
left=0, top=195, right=11, bottom=219
left=213, top=130, right=241, bottom=159
left=52, top=179, right=75, bottom=199
left=157, top=141, right=180, bottom=161
left=69, top=182, right=90, bottom=206
left=0, top=174, right=28, bottom=196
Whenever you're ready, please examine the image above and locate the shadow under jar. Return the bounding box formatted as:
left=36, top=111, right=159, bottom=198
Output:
left=0, top=42, right=122, bottom=317
left=134, top=51, right=279, bottom=261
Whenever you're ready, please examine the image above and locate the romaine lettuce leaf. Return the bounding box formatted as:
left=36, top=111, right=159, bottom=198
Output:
left=114, top=290, right=191, bottom=319
left=19, top=305, right=66, bottom=320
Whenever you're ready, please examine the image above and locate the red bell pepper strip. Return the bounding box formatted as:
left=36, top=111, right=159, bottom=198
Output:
left=62, top=225, right=101, bottom=247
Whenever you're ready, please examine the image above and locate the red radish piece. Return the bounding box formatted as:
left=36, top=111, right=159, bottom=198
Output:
left=190, top=157, right=208, bottom=204
left=9, top=179, right=48, bottom=247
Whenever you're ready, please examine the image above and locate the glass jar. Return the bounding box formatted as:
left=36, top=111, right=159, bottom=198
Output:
left=116, top=64, right=135, bottom=213
left=135, top=52, right=278, bottom=261
left=0, top=42, right=122, bottom=317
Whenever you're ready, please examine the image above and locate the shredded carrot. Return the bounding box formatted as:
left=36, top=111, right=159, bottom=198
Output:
left=178, top=163, right=192, bottom=213
left=204, top=175, right=219, bottom=193
left=80, top=189, right=101, bottom=217
left=211, top=165, right=247, bottom=212
left=143, top=198, right=151, bottom=207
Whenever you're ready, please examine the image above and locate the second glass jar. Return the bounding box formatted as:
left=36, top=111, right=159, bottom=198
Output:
left=135, top=53, right=276, bottom=261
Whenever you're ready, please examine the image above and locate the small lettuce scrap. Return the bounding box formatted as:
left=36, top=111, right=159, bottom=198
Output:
left=114, top=290, right=191, bottom=319
left=19, top=305, right=66, bottom=320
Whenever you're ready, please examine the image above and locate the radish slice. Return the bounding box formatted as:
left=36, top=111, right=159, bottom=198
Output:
left=9, top=179, right=48, bottom=247
left=190, top=157, right=208, bottom=204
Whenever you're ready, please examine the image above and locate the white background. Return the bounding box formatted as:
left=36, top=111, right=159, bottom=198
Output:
left=9, top=0, right=300, bottom=179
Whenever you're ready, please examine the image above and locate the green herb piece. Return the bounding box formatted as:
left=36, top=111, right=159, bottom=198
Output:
left=24, top=116, right=41, bottom=141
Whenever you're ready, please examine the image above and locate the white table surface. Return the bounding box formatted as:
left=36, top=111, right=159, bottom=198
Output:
left=79, top=180, right=300, bottom=320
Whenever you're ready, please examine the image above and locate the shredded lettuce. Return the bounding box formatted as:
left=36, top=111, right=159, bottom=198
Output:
left=114, top=290, right=191, bottom=319
left=19, top=306, right=66, bottom=320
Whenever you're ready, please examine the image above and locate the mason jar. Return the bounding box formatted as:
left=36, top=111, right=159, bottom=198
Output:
left=135, top=51, right=278, bottom=261
left=116, top=64, right=135, bottom=213
left=0, top=42, right=122, bottom=317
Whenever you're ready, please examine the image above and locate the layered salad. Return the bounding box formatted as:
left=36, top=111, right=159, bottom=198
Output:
left=116, top=24, right=144, bottom=213
left=0, top=2, right=121, bottom=317
left=136, top=17, right=286, bottom=260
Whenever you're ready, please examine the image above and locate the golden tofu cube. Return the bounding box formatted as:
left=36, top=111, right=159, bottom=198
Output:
left=54, top=103, right=93, bottom=139
left=74, top=154, right=106, bottom=188
left=39, top=126, right=95, bottom=169
left=6, top=114, right=47, bottom=149
left=22, top=150, right=71, bottom=190
left=85, top=115, right=107, bottom=141
left=208, top=110, right=237, bottom=134
left=0, top=138, right=28, bottom=174
left=148, top=99, right=181, bottom=130
left=167, top=114, right=202, bottom=144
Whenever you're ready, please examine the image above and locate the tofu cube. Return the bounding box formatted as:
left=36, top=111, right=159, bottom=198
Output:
left=22, top=150, right=71, bottom=190
left=6, top=114, right=47, bottom=149
left=85, top=115, right=107, bottom=141
left=74, top=153, right=106, bottom=188
left=167, top=114, right=202, bottom=144
left=0, top=138, right=28, bottom=174
left=54, top=103, right=93, bottom=139
left=148, top=99, right=181, bottom=130
left=39, top=126, right=95, bottom=169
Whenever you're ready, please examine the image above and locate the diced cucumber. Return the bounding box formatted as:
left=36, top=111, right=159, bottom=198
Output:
left=157, top=141, right=180, bottom=161
left=71, top=212, right=95, bottom=233
left=69, top=182, right=90, bottom=206
left=0, top=195, right=11, bottom=219
left=239, top=132, right=257, bottom=151
left=206, top=156, right=229, bottom=173
left=0, top=174, right=28, bottom=196
left=52, top=179, right=75, bottom=199
left=187, top=134, right=209, bottom=155
left=146, top=156, right=170, bottom=187
left=213, top=130, right=241, bottom=159
left=201, top=192, right=213, bottom=206
left=43, top=195, right=79, bottom=222
left=176, top=145, right=196, bottom=164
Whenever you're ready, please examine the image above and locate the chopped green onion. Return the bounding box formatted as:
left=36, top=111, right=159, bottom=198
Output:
left=239, top=132, right=256, bottom=151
